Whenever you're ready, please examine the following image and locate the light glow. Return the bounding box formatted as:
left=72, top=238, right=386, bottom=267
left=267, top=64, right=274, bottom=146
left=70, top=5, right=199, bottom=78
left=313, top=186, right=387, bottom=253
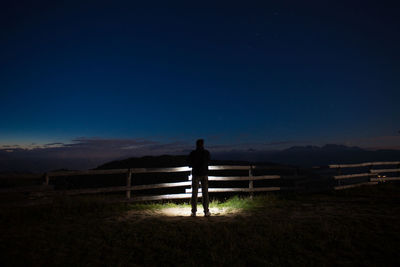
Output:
left=158, top=207, right=242, bottom=217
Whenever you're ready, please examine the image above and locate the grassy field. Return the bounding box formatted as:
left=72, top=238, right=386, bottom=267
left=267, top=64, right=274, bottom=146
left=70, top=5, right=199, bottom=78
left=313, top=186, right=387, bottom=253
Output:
left=1, top=184, right=400, bottom=266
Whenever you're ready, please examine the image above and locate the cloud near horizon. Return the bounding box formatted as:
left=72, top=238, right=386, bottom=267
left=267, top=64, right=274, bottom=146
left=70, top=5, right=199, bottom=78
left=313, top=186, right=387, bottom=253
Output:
left=1, top=138, right=190, bottom=158
left=0, top=138, right=194, bottom=172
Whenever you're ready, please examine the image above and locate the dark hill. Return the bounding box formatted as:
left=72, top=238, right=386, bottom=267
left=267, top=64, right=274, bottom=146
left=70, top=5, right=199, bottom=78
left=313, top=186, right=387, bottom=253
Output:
left=95, top=155, right=263, bottom=170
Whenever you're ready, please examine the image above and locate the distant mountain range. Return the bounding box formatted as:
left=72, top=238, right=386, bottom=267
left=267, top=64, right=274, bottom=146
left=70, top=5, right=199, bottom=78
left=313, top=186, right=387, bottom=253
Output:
left=97, top=144, right=400, bottom=170
left=212, top=144, right=400, bottom=167
left=1, top=144, right=399, bottom=173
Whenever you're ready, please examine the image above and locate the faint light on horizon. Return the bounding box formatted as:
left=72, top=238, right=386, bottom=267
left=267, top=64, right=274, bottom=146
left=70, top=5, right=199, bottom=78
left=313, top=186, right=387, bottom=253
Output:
left=0, top=143, right=65, bottom=151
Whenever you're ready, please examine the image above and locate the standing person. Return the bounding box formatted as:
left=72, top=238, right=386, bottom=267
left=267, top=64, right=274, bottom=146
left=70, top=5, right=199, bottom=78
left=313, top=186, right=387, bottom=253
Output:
left=188, top=139, right=211, bottom=217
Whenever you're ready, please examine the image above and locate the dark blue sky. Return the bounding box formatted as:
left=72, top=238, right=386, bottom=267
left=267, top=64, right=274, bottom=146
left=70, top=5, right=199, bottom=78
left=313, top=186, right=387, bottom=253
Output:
left=1, top=1, right=399, bottom=151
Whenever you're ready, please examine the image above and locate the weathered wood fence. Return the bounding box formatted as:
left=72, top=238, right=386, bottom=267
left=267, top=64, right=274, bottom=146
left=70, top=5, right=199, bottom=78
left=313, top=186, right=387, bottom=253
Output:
left=1, top=161, right=400, bottom=201
left=43, top=165, right=286, bottom=201
left=329, top=161, right=400, bottom=190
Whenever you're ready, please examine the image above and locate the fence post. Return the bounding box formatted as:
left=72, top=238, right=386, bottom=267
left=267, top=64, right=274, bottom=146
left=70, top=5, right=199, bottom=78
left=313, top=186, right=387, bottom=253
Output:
left=44, top=173, right=49, bottom=186
left=126, top=169, right=132, bottom=200
left=368, top=163, right=374, bottom=182
left=249, top=166, right=254, bottom=199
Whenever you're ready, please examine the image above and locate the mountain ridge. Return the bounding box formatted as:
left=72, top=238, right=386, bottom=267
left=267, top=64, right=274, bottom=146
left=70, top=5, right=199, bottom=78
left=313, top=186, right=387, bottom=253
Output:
left=1, top=144, right=399, bottom=172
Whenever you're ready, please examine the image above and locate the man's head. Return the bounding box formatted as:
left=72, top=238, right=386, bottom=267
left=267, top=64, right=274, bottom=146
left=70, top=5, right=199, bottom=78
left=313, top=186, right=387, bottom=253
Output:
left=196, top=139, right=204, bottom=150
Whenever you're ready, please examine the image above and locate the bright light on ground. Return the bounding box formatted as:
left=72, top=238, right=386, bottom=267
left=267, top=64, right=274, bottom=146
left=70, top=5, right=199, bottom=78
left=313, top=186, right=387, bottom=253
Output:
left=119, top=205, right=243, bottom=221
left=159, top=207, right=242, bottom=217
left=121, top=196, right=267, bottom=221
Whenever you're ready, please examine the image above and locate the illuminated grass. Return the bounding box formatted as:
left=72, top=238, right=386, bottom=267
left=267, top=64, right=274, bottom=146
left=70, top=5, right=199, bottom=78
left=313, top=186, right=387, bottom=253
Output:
left=210, top=195, right=278, bottom=210
left=126, top=201, right=183, bottom=211
left=126, top=194, right=279, bottom=212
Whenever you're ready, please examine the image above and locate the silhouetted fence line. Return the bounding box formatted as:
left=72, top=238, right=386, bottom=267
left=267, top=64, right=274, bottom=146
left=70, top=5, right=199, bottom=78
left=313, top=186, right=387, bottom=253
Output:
left=329, top=161, right=400, bottom=168
left=1, top=161, right=400, bottom=200
left=0, top=165, right=294, bottom=200
left=45, top=165, right=287, bottom=201
left=334, top=173, right=376, bottom=180
left=329, top=161, right=400, bottom=190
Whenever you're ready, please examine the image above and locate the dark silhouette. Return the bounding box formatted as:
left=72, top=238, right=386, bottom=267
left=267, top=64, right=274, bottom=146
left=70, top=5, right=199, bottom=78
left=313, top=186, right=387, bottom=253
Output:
left=188, top=139, right=211, bottom=217
left=96, top=155, right=255, bottom=170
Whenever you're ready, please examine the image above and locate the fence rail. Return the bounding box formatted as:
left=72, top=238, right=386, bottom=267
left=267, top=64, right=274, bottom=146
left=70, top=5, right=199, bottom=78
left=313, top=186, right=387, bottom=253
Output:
left=329, top=161, right=400, bottom=190
left=329, top=161, right=400, bottom=168
left=333, top=173, right=376, bottom=180
left=0, top=165, right=295, bottom=201
left=1, top=161, right=400, bottom=200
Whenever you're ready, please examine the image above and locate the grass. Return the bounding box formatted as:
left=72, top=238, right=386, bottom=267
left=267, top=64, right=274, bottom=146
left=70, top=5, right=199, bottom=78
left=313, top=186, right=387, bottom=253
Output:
left=126, top=194, right=277, bottom=212
left=1, top=184, right=400, bottom=266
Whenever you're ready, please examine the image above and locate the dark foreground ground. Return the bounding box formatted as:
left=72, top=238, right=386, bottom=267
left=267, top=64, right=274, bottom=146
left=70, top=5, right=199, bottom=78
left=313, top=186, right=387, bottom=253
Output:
left=1, top=183, right=400, bottom=266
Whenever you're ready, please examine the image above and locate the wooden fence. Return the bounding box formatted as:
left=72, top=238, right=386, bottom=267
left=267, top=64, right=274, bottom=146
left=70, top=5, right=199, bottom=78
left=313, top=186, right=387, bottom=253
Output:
left=42, top=165, right=287, bottom=201
left=329, top=161, right=400, bottom=190
left=1, top=161, right=400, bottom=201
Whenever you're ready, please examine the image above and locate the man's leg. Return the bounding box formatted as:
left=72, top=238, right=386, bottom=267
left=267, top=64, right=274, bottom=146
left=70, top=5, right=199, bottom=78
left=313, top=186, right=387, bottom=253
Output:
left=191, top=176, right=199, bottom=214
left=200, top=176, right=209, bottom=214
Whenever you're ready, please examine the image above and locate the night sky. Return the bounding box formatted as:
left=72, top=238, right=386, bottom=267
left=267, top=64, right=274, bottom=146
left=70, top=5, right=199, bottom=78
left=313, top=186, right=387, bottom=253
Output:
left=1, top=1, right=400, bottom=158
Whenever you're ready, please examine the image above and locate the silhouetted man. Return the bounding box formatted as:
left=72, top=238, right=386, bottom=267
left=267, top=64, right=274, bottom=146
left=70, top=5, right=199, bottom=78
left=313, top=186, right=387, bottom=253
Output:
left=188, top=139, right=211, bottom=217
